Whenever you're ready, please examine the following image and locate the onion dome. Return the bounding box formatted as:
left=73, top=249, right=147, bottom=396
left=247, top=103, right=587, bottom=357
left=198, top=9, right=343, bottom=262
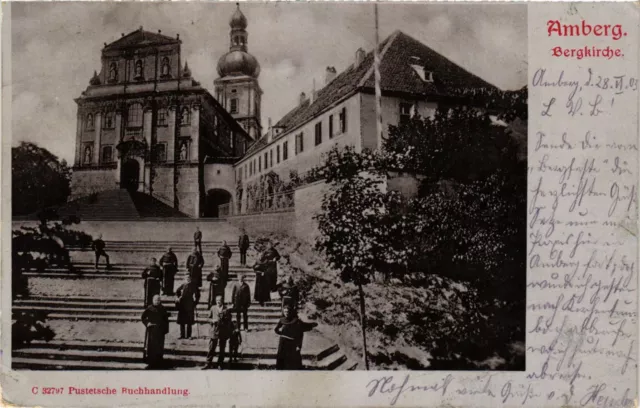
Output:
left=217, top=51, right=260, bottom=78
left=89, top=70, right=101, bottom=86
left=230, top=3, right=248, bottom=30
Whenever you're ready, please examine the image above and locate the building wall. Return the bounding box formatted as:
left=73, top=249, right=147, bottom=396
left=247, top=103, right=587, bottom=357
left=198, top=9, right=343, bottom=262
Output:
left=151, top=166, right=175, bottom=207
left=294, top=180, right=330, bottom=245
left=203, top=164, right=236, bottom=196
left=70, top=168, right=118, bottom=199
left=360, top=93, right=437, bottom=150
left=175, top=165, right=199, bottom=217
left=226, top=210, right=295, bottom=236
left=236, top=93, right=361, bottom=190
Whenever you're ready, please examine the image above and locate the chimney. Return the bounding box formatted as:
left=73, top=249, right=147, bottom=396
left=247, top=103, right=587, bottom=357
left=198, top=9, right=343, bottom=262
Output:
left=310, top=78, right=316, bottom=104
left=267, top=117, right=273, bottom=143
left=325, top=66, right=337, bottom=84
left=354, top=48, right=365, bottom=68
left=299, top=92, right=306, bottom=105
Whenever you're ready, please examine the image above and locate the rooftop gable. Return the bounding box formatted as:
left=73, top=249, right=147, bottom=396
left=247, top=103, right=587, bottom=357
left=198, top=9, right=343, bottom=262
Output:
left=104, top=28, right=180, bottom=51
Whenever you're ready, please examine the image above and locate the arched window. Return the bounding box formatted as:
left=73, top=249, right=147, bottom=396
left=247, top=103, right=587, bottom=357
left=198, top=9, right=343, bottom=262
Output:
left=157, top=108, right=168, bottom=126
left=127, top=103, right=143, bottom=127
left=160, top=57, right=170, bottom=77
left=134, top=60, right=144, bottom=79
left=181, top=107, right=190, bottom=125
left=109, top=62, right=118, bottom=82
left=85, top=113, right=94, bottom=131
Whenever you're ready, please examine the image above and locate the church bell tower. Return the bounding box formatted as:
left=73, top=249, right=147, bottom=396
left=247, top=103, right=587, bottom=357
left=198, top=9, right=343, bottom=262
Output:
left=214, top=3, right=262, bottom=139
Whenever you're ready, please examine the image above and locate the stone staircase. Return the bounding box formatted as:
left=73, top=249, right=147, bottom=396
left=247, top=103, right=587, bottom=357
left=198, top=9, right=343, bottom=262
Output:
left=14, top=237, right=359, bottom=371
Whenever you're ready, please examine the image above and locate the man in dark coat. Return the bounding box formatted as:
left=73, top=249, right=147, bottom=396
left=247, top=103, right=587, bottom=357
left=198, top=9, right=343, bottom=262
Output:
left=141, top=295, right=169, bottom=369
left=277, top=276, right=300, bottom=314
left=194, top=227, right=203, bottom=254
left=206, top=266, right=225, bottom=308
left=274, top=307, right=318, bottom=370
left=187, top=248, right=204, bottom=288
left=217, top=241, right=232, bottom=285
left=142, top=258, right=163, bottom=308
left=231, top=275, right=251, bottom=331
left=159, top=247, right=178, bottom=296
left=238, top=230, right=250, bottom=266
left=261, top=243, right=281, bottom=292
left=202, top=296, right=233, bottom=370
left=92, top=234, right=111, bottom=270
left=253, top=257, right=270, bottom=307
left=175, top=277, right=200, bottom=339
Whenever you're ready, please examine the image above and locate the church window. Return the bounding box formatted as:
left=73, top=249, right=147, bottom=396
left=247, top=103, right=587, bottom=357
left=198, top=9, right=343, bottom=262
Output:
left=258, top=156, right=262, bottom=172
left=314, top=122, right=322, bottom=146
left=230, top=98, right=238, bottom=114
left=295, top=133, right=304, bottom=154
left=103, top=111, right=115, bottom=129
left=85, top=113, right=95, bottom=131
left=329, top=115, right=334, bottom=138
left=160, top=57, right=171, bottom=77
left=283, top=141, right=289, bottom=161
left=400, top=102, right=413, bottom=123
left=338, top=107, right=347, bottom=134
left=134, top=60, right=144, bottom=79
left=109, top=62, right=118, bottom=82
left=127, top=103, right=143, bottom=128
left=83, top=144, right=93, bottom=164
left=270, top=150, right=273, bottom=167
left=154, top=143, right=167, bottom=162
left=102, top=145, right=113, bottom=164
left=157, top=109, right=168, bottom=126
left=264, top=152, right=268, bottom=169
left=181, top=107, right=190, bottom=125
left=277, top=145, right=281, bottom=163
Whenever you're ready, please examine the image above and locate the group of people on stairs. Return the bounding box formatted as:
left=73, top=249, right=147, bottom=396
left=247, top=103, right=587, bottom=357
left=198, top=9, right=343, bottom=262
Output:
left=140, top=229, right=318, bottom=370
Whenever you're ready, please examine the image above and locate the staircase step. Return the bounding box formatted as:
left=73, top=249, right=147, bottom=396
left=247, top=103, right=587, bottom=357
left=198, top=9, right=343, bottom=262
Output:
left=14, top=300, right=280, bottom=313
left=43, top=313, right=280, bottom=325
left=16, top=296, right=280, bottom=307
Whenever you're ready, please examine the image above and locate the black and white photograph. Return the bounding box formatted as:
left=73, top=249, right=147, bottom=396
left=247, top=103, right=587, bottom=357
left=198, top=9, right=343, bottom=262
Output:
left=10, top=2, right=527, bottom=371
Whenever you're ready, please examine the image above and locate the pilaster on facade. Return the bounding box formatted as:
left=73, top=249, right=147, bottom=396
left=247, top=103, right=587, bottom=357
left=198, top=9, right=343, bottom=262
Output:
left=143, top=108, right=153, bottom=146
left=167, top=105, right=177, bottom=161
left=190, top=104, right=200, bottom=162
left=93, top=112, right=102, bottom=164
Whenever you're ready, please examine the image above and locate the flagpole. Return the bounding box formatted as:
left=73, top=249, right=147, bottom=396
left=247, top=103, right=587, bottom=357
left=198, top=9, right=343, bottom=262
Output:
left=374, top=2, right=383, bottom=150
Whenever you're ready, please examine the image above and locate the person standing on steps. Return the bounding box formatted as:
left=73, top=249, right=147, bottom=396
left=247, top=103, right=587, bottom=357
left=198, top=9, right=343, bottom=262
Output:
left=187, top=247, right=204, bottom=288
left=142, top=258, right=163, bottom=308
left=231, top=274, right=251, bottom=331
left=274, top=306, right=318, bottom=370
left=217, top=240, right=232, bottom=288
left=277, top=276, right=300, bottom=315
left=229, top=321, right=242, bottom=363
left=202, top=295, right=233, bottom=370
left=253, top=250, right=270, bottom=307
left=238, top=229, right=250, bottom=266
left=141, top=294, right=169, bottom=369
left=160, top=247, right=178, bottom=296
left=92, top=234, right=111, bottom=270
left=194, top=227, right=203, bottom=254
left=258, top=242, right=281, bottom=293
left=175, top=276, right=200, bottom=339
left=206, top=265, right=225, bottom=308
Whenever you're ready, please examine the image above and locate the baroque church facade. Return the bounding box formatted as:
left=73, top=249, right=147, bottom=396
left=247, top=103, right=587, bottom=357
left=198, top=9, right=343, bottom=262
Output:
left=72, top=5, right=507, bottom=218
left=71, top=6, right=259, bottom=218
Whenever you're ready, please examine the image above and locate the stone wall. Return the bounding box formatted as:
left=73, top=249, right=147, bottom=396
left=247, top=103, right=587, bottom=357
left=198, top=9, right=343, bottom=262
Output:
left=70, top=168, right=117, bottom=200
left=294, top=180, right=330, bottom=245
left=151, top=166, right=175, bottom=207
left=226, top=210, right=295, bottom=236
left=176, top=165, right=199, bottom=217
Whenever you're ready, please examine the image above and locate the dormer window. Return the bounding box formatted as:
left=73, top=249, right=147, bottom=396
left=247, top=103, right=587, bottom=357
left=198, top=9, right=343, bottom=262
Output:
left=134, top=60, right=144, bottom=80
left=160, top=57, right=171, bottom=78
left=108, top=62, right=118, bottom=82
left=85, top=113, right=95, bottom=131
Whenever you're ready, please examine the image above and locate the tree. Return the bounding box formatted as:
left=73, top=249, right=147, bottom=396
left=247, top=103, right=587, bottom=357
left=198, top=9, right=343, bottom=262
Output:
left=12, top=142, right=72, bottom=216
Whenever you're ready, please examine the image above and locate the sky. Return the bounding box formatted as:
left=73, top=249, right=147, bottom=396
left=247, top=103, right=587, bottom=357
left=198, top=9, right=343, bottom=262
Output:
left=10, top=2, right=527, bottom=164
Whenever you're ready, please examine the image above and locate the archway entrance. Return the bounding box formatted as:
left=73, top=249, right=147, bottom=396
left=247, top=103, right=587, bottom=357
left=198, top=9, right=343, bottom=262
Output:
left=121, top=159, right=140, bottom=191
left=203, top=189, right=232, bottom=218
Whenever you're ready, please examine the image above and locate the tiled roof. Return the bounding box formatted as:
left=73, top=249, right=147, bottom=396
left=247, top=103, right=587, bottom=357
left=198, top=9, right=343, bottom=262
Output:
left=245, top=134, right=269, bottom=156
left=104, top=28, right=179, bottom=50
left=272, top=30, right=498, bottom=137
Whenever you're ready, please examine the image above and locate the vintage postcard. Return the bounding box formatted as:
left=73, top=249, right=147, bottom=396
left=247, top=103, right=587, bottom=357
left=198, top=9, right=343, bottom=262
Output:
left=1, top=1, right=637, bottom=407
